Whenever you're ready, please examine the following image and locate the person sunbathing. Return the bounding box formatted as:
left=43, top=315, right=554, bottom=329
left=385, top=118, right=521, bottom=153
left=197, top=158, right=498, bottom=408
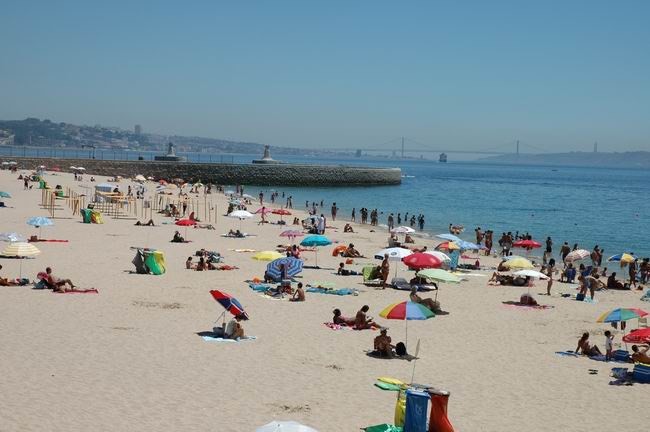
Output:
left=45, top=267, right=76, bottom=293
left=488, top=272, right=514, bottom=285
left=355, top=305, right=376, bottom=330
left=227, top=229, right=245, bottom=238
left=631, top=345, right=650, bottom=363
left=332, top=308, right=355, bottom=326
left=0, top=265, right=23, bottom=286
left=225, top=314, right=245, bottom=339
left=337, top=262, right=360, bottom=276
left=171, top=231, right=185, bottom=242
left=343, top=223, right=354, bottom=233
left=290, top=282, right=305, bottom=302
left=576, top=332, right=602, bottom=356
left=374, top=328, right=395, bottom=358
left=410, top=287, right=440, bottom=312
left=134, top=219, right=155, bottom=226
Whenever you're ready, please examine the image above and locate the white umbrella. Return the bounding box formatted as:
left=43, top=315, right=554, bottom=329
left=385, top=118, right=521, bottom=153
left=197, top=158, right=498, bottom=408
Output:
left=564, top=249, right=590, bottom=263
left=374, top=247, right=413, bottom=261
left=425, top=250, right=451, bottom=263
left=69, top=166, right=78, bottom=170
left=228, top=210, right=253, bottom=230
left=1, top=242, right=41, bottom=278
left=255, top=421, right=318, bottom=432
left=77, top=167, right=85, bottom=171
left=513, top=269, right=549, bottom=280
left=224, top=190, right=236, bottom=195
left=242, top=193, right=255, bottom=199
left=0, top=232, right=27, bottom=242
left=391, top=226, right=415, bottom=234
left=135, top=174, right=146, bottom=182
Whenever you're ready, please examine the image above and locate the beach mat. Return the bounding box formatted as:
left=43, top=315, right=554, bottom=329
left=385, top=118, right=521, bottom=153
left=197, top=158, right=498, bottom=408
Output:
left=365, top=351, right=418, bottom=361
left=555, top=351, right=628, bottom=363
left=201, top=335, right=257, bottom=343
left=307, top=287, right=357, bottom=296
left=323, top=322, right=353, bottom=331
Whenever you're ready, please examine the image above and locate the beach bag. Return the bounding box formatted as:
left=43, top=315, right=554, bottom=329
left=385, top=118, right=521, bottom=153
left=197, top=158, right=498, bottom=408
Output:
left=395, top=342, right=407, bottom=357
left=576, top=293, right=585, bottom=301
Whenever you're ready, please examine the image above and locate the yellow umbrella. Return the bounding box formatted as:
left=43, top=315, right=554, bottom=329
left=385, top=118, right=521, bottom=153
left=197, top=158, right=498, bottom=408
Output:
left=503, top=257, right=534, bottom=270
left=1, top=242, right=41, bottom=278
left=252, top=251, right=284, bottom=261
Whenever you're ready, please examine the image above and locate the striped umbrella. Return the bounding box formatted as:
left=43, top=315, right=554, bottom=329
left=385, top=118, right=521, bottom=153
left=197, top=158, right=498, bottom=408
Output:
left=597, top=308, right=648, bottom=323
left=564, top=249, right=590, bottom=263
left=210, top=290, right=249, bottom=320
left=607, top=253, right=636, bottom=265
left=1, top=242, right=41, bottom=278
left=380, top=301, right=434, bottom=349
left=266, top=256, right=303, bottom=280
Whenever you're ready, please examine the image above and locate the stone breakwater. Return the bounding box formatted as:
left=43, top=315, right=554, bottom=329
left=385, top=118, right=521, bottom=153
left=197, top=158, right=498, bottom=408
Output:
left=2, top=157, right=401, bottom=186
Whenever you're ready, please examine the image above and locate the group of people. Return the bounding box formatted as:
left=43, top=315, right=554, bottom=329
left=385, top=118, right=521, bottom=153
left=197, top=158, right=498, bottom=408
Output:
left=576, top=332, right=650, bottom=364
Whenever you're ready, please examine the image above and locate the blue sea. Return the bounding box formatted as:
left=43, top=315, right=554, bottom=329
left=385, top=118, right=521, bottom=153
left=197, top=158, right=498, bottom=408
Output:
left=2, top=146, right=648, bottom=256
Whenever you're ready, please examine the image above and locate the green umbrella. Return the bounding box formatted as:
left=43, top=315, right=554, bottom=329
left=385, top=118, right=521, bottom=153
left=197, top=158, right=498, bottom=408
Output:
left=417, top=268, right=461, bottom=283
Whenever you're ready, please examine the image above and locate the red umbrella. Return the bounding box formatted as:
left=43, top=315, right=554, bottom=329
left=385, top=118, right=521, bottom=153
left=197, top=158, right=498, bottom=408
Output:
left=210, top=290, right=249, bottom=320
left=175, top=219, right=196, bottom=239
left=402, top=253, right=442, bottom=270
left=513, top=240, right=542, bottom=249
left=623, top=328, right=650, bottom=344
left=272, top=209, right=292, bottom=215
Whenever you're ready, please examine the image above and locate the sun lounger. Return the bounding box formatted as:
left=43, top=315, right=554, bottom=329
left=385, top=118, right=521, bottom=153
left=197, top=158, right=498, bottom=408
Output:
left=390, top=277, right=435, bottom=292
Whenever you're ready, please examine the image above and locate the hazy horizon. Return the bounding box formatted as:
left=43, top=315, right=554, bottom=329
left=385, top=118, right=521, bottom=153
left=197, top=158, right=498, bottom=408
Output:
left=2, top=1, right=649, bottom=154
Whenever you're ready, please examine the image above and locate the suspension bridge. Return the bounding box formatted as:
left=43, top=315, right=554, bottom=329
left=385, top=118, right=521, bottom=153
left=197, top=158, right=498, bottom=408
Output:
left=327, top=137, right=551, bottom=157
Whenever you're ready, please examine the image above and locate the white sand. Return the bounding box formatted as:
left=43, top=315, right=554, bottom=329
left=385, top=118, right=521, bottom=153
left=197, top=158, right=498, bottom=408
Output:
left=0, top=168, right=647, bottom=432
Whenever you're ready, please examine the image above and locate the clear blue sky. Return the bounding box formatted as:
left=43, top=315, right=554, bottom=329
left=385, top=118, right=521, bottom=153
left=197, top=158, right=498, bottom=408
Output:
left=1, top=1, right=649, bottom=153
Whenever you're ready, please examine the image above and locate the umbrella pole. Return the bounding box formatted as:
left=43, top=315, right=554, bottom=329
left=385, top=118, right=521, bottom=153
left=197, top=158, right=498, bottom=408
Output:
left=19, top=259, right=23, bottom=280
left=405, top=319, right=408, bottom=351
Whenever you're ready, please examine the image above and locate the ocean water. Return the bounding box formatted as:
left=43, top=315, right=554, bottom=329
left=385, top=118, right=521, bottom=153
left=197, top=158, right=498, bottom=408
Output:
left=2, top=146, right=648, bottom=256
left=248, top=157, right=650, bottom=257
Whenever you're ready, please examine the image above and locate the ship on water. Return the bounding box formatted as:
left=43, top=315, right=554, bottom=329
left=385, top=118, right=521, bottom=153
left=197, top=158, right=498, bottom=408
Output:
left=439, top=153, right=447, bottom=162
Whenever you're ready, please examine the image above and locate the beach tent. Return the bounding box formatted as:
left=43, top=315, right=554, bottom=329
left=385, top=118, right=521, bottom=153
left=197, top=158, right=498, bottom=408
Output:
left=132, top=248, right=165, bottom=275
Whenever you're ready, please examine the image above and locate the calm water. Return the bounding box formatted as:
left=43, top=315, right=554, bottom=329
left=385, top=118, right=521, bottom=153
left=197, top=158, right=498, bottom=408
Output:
left=2, top=146, right=648, bottom=256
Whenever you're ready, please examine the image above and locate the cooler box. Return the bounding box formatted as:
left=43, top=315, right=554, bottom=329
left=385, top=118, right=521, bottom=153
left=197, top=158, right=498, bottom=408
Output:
left=633, top=363, right=650, bottom=383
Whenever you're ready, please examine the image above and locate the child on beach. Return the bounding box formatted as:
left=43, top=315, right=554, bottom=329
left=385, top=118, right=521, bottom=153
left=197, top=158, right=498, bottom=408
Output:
left=604, top=330, right=614, bottom=361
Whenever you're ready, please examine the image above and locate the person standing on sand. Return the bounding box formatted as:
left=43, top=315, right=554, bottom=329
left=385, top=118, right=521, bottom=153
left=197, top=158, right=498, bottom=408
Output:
left=380, top=253, right=390, bottom=289
left=351, top=208, right=356, bottom=222
left=331, top=202, right=338, bottom=221
left=545, top=259, right=555, bottom=295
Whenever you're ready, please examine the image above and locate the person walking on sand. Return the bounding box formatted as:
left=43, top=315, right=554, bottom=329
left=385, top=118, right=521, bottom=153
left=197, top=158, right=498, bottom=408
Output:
left=545, top=259, right=555, bottom=295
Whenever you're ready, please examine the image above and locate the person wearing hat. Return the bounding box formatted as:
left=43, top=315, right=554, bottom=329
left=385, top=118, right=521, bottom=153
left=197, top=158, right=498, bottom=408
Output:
left=374, top=328, right=394, bottom=358
left=343, top=243, right=363, bottom=258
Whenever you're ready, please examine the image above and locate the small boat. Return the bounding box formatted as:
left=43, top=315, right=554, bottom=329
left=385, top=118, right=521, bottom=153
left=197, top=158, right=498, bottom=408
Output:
left=439, top=153, right=447, bottom=163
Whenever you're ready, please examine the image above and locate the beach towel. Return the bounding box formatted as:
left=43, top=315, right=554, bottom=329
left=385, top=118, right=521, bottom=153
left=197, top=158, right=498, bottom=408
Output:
left=555, top=351, right=629, bottom=363
left=54, top=288, right=98, bottom=294
left=323, top=322, right=353, bottom=331
left=201, top=335, right=257, bottom=342
left=307, top=287, right=357, bottom=296
left=248, top=283, right=275, bottom=292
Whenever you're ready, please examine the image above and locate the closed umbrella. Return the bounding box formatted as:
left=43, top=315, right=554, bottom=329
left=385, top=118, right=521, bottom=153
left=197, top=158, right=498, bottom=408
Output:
left=1, top=242, right=41, bottom=278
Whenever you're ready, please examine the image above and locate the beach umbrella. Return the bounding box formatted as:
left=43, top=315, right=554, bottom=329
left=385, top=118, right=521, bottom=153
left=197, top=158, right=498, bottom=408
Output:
left=26, top=216, right=53, bottom=239
left=607, top=253, right=635, bottom=265
left=424, top=250, right=451, bottom=263
left=209, top=290, right=249, bottom=322
left=242, top=193, right=255, bottom=199
left=175, top=218, right=196, bottom=239
left=596, top=308, right=648, bottom=323
left=255, top=421, right=318, bottom=432
left=0, top=191, right=12, bottom=198
left=436, top=233, right=462, bottom=242
left=76, top=167, right=85, bottom=171
left=1, top=242, right=40, bottom=278
left=254, top=207, right=273, bottom=214
left=0, top=232, right=26, bottom=242
left=267, top=256, right=303, bottom=280
left=564, top=249, right=590, bottom=263
left=375, top=247, right=413, bottom=277
left=252, top=251, right=284, bottom=261
left=380, top=301, right=434, bottom=349
left=272, top=208, right=292, bottom=223
left=228, top=210, right=253, bottom=230
left=300, top=235, right=332, bottom=267
left=503, top=257, right=534, bottom=270
left=513, top=239, right=542, bottom=249
left=435, top=241, right=460, bottom=251
left=279, top=230, right=304, bottom=241
left=134, top=174, right=146, bottom=182
left=513, top=269, right=549, bottom=280
left=402, top=253, right=442, bottom=270
left=391, top=226, right=415, bottom=234
left=456, top=240, right=483, bottom=251
left=417, top=268, right=461, bottom=284
left=9, top=161, right=17, bottom=165
left=622, top=328, right=650, bottom=344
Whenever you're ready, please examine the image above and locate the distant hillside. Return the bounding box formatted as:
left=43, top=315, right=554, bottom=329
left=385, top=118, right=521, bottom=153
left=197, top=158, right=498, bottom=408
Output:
left=481, top=151, right=650, bottom=168
left=0, top=118, right=339, bottom=157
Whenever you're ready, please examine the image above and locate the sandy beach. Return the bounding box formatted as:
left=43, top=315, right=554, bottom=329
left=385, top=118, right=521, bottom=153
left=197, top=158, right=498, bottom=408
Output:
left=0, top=168, right=647, bottom=432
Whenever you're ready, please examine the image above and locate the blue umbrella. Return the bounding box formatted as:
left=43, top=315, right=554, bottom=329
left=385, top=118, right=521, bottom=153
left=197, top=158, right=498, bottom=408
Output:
left=300, top=235, right=332, bottom=267
left=300, top=235, right=332, bottom=247
left=456, top=240, right=483, bottom=251
left=436, top=233, right=461, bottom=242
left=26, top=216, right=53, bottom=238
left=266, top=257, right=304, bottom=281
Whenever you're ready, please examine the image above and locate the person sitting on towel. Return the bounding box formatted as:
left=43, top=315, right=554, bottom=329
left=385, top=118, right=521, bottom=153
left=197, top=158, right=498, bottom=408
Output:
left=410, top=287, right=440, bottom=312
left=45, top=267, right=76, bottom=293
left=343, top=243, right=363, bottom=258
left=631, top=345, right=650, bottom=363
left=337, top=262, right=360, bottom=276
left=172, top=231, right=185, bottom=243
left=374, top=328, right=395, bottom=358
left=225, top=314, right=245, bottom=339
left=576, top=332, right=602, bottom=356
left=332, top=308, right=355, bottom=326
left=0, top=265, right=22, bottom=286
left=343, top=223, right=354, bottom=233
left=290, top=282, right=305, bottom=302
left=355, top=305, right=376, bottom=330
left=607, top=272, right=625, bottom=290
